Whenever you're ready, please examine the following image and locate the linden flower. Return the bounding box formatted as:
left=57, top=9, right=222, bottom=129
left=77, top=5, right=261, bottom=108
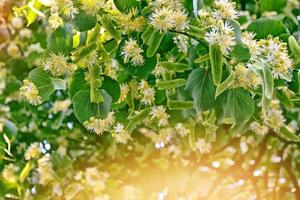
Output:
left=84, top=112, right=115, bottom=135
left=195, top=139, right=212, bottom=154
left=7, top=43, right=20, bottom=58
left=25, top=142, right=41, bottom=160
left=213, top=0, right=239, bottom=20
left=80, top=0, right=104, bottom=16
left=154, top=0, right=184, bottom=10
left=250, top=121, right=269, bottom=136
left=112, top=123, right=132, bottom=144
left=20, top=80, right=42, bottom=106
left=2, top=164, right=18, bottom=183
left=51, top=99, right=72, bottom=114
left=173, top=9, right=189, bottom=31
left=264, top=108, right=285, bottom=132
left=257, top=37, right=293, bottom=80
left=43, top=53, right=76, bottom=76
left=121, top=38, right=144, bottom=66
left=138, top=80, right=156, bottom=105
left=174, top=123, right=190, bottom=137
left=241, top=32, right=260, bottom=57
left=205, top=20, right=235, bottom=55
left=48, top=13, right=63, bottom=29
left=173, top=34, right=189, bottom=53
left=118, top=8, right=146, bottom=33
left=140, top=87, right=155, bottom=105
left=117, top=84, right=129, bottom=103
left=234, top=64, right=260, bottom=88
left=150, top=106, right=169, bottom=127
left=37, top=156, right=55, bottom=185
left=149, top=7, right=175, bottom=32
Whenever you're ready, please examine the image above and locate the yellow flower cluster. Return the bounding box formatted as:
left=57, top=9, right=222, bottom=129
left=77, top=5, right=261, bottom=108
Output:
left=84, top=112, right=115, bottom=135
left=37, top=156, right=55, bottom=185
left=233, top=64, right=260, bottom=89
left=20, top=79, right=42, bottom=106
left=138, top=80, right=155, bottom=106
left=149, top=2, right=188, bottom=32
left=117, top=84, right=129, bottom=103
left=117, top=8, right=146, bottom=33
left=25, top=142, right=41, bottom=160
left=112, top=123, right=132, bottom=144
left=50, top=99, right=72, bottom=114
left=258, top=37, right=293, bottom=80
left=80, top=0, right=104, bottom=16
left=43, top=53, right=76, bottom=76
left=250, top=100, right=286, bottom=136
left=205, top=20, right=235, bottom=55
left=121, top=38, right=144, bottom=66
left=150, top=106, right=170, bottom=127
left=2, top=164, right=18, bottom=183
left=213, top=0, right=239, bottom=20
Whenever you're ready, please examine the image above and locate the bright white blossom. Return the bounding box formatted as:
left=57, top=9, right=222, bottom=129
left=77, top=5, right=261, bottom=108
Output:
left=121, top=38, right=144, bottom=66
left=205, top=20, right=235, bottom=55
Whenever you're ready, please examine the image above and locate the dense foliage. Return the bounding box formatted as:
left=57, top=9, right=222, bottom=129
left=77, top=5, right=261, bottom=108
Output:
left=1, top=0, right=300, bottom=199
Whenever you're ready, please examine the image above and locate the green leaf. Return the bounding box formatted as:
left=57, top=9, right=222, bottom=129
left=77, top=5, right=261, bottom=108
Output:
left=215, top=73, right=235, bottom=98
left=75, top=10, right=97, bottom=32
left=230, top=43, right=251, bottom=62
left=156, top=79, right=186, bottom=90
left=226, top=19, right=242, bottom=42
left=19, top=161, right=34, bottom=183
left=223, top=88, right=255, bottom=124
left=209, top=43, right=223, bottom=85
left=141, top=26, right=155, bottom=45
left=99, top=14, right=121, bottom=40
left=47, top=25, right=73, bottom=55
left=279, top=126, right=300, bottom=142
left=146, top=30, right=165, bottom=57
left=101, top=76, right=120, bottom=103
left=126, top=108, right=151, bottom=133
left=247, top=17, right=286, bottom=39
left=26, top=0, right=43, bottom=26
left=159, top=61, right=188, bottom=72
left=288, top=35, right=300, bottom=64
left=3, top=120, right=17, bottom=138
left=261, top=59, right=274, bottom=100
left=69, top=69, right=89, bottom=99
left=72, top=90, right=112, bottom=123
left=28, top=68, right=55, bottom=101
left=113, top=0, right=140, bottom=12
left=186, top=68, right=216, bottom=111
left=168, top=100, right=194, bottom=110
left=260, top=0, right=287, bottom=11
